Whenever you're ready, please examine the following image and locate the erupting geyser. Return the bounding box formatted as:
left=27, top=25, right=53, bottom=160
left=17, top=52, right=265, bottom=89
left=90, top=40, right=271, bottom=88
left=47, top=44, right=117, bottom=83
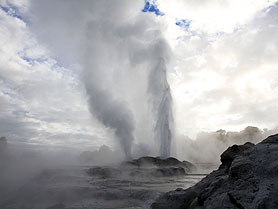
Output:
left=148, top=39, right=173, bottom=158
left=83, top=21, right=173, bottom=159
left=28, top=0, right=174, bottom=160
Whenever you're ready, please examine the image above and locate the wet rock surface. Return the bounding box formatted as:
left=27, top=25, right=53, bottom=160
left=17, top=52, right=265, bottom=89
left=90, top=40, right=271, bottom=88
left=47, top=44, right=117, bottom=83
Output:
left=152, top=134, right=278, bottom=209
left=87, top=157, right=195, bottom=179
left=125, top=156, right=194, bottom=170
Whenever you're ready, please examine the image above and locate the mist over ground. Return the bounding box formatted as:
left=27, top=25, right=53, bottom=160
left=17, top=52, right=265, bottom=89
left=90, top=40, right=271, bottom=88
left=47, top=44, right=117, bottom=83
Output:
left=27, top=0, right=174, bottom=159
left=177, top=126, right=278, bottom=164
left=1, top=125, right=277, bottom=198
left=76, top=126, right=278, bottom=165
left=1, top=125, right=277, bottom=208
left=0, top=0, right=278, bottom=208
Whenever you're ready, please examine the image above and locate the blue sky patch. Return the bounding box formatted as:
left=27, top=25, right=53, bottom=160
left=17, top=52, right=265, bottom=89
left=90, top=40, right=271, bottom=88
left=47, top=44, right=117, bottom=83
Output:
left=142, top=0, right=164, bottom=16
left=1, top=90, right=13, bottom=98
left=21, top=56, right=48, bottom=66
left=176, top=19, right=192, bottom=29
left=0, top=4, right=24, bottom=21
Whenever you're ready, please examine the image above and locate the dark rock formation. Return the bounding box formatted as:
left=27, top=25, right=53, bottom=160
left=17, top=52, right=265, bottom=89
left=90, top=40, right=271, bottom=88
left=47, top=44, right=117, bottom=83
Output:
left=152, top=134, right=278, bottom=209
left=87, top=157, right=195, bottom=179
left=124, top=156, right=194, bottom=171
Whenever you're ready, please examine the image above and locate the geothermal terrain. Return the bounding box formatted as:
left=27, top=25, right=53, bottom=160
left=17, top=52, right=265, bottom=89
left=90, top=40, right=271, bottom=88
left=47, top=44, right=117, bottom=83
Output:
left=0, top=149, right=207, bottom=209
left=1, top=1, right=278, bottom=209
left=2, top=133, right=278, bottom=209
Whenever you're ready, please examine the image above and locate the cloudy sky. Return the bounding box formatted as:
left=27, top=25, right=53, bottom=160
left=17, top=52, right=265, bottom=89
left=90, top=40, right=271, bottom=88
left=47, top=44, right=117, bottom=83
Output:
left=0, top=0, right=278, bottom=150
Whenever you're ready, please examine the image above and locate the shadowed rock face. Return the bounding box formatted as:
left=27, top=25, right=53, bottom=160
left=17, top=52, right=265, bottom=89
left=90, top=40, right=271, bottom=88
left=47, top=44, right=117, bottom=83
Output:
left=152, top=134, right=278, bottom=209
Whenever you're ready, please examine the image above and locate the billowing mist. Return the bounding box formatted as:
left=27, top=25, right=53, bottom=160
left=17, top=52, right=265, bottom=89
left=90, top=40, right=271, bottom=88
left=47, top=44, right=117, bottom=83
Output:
left=1, top=0, right=278, bottom=208
left=177, top=126, right=278, bottom=164
left=28, top=0, right=173, bottom=159
left=0, top=138, right=81, bottom=206
left=1, top=125, right=277, bottom=208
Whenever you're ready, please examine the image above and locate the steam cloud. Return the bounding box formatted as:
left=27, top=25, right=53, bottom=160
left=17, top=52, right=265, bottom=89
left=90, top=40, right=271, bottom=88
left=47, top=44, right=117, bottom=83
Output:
left=28, top=0, right=174, bottom=159
left=83, top=70, right=135, bottom=160
left=177, top=126, right=278, bottom=163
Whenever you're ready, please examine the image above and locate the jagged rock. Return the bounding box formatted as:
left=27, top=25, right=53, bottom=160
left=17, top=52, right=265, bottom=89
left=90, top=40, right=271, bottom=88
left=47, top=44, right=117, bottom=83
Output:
left=151, top=134, right=278, bottom=209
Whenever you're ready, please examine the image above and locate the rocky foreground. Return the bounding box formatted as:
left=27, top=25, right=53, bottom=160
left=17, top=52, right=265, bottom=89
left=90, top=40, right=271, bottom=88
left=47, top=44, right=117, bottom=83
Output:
left=152, top=134, right=278, bottom=209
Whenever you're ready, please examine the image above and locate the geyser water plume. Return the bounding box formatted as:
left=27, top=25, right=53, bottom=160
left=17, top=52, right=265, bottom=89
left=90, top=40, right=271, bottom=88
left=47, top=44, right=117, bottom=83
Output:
left=153, top=60, right=173, bottom=158
left=147, top=40, right=173, bottom=158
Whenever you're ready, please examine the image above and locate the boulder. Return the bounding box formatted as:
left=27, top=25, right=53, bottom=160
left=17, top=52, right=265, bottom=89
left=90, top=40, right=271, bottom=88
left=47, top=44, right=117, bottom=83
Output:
left=152, top=134, right=278, bottom=209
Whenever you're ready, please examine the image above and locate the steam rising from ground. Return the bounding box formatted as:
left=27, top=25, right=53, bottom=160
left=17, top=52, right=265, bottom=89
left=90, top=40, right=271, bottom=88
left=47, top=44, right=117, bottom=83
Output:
left=0, top=139, right=80, bottom=206
left=0, top=126, right=277, bottom=207
left=177, top=126, right=278, bottom=164
left=83, top=65, right=135, bottom=159
left=28, top=0, right=173, bottom=159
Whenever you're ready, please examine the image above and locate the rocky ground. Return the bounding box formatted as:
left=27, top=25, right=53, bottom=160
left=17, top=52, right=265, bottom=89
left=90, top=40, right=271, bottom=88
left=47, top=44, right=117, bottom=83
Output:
left=0, top=156, right=201, bottom=209
left=87, top=156, right=196, bottom=179
left=152, top=134, right=278, bottom=209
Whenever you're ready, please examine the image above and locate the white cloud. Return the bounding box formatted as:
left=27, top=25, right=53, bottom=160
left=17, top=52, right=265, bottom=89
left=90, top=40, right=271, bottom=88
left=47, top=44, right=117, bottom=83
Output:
left=158, top=0, right=278, bottom=33
left=0, top=0, right=278, bottom=156
left=0, top=5, right=109, bottom=148
left=170, top=4, right=278, bottom=137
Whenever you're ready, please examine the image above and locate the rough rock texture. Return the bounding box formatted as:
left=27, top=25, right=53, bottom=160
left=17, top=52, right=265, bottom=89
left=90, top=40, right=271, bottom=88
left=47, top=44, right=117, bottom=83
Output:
left=152, top=134, right=278, bottom=209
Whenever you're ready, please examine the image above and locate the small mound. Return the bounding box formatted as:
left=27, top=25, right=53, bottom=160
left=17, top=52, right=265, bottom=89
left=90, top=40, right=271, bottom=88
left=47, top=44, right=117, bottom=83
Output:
left=87, top=156, right=195, bottom=179
left=124, top=156, right=194, bottom=171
